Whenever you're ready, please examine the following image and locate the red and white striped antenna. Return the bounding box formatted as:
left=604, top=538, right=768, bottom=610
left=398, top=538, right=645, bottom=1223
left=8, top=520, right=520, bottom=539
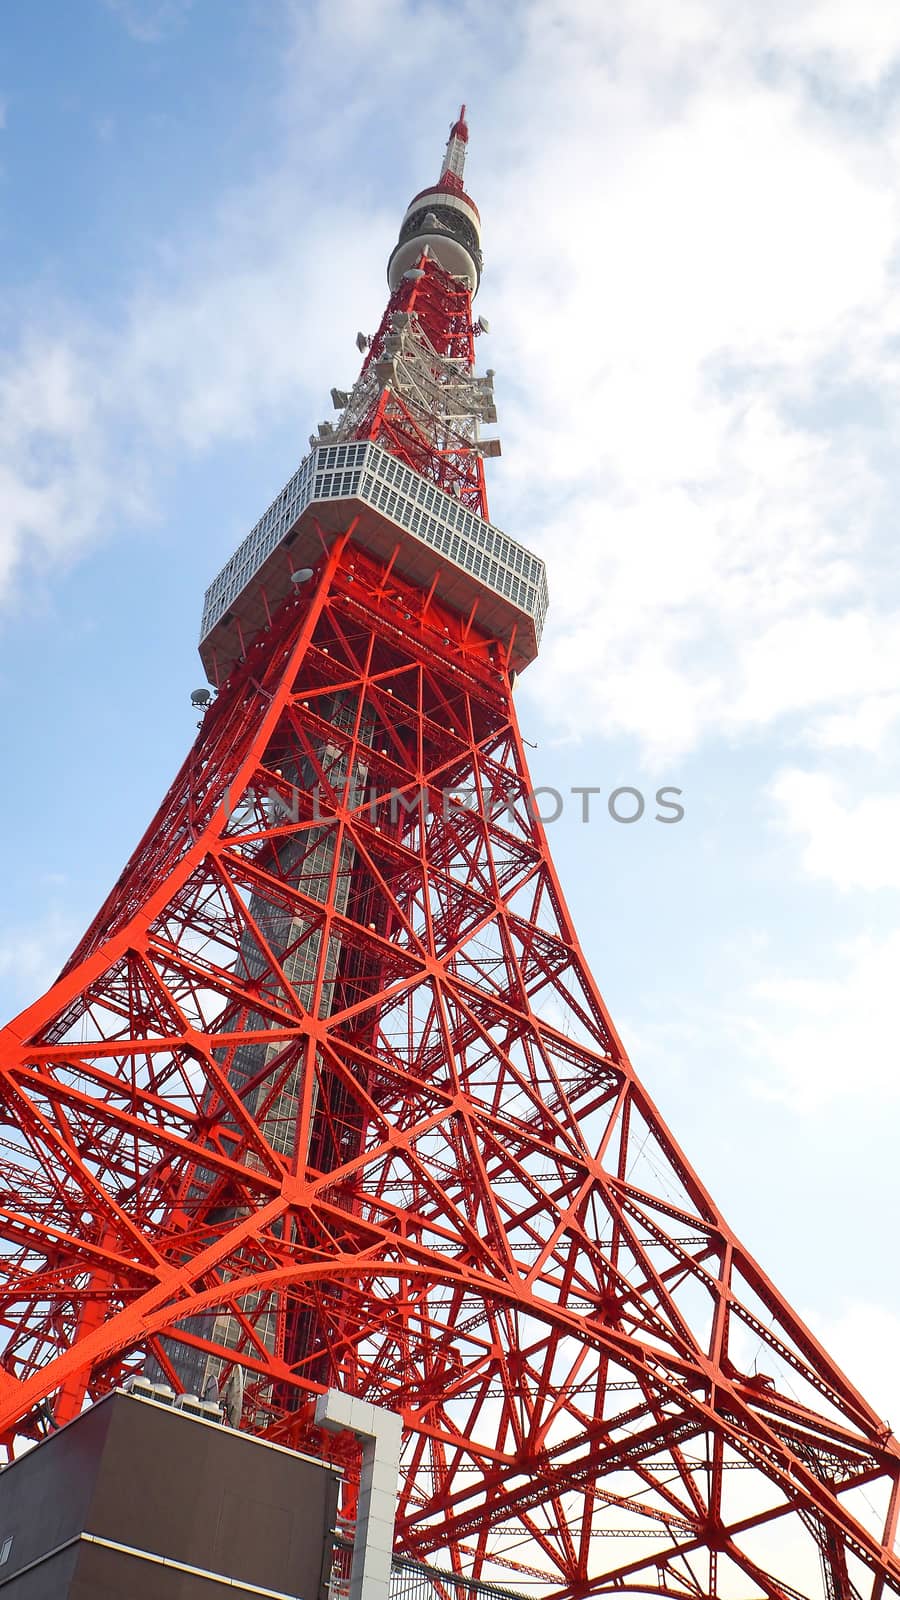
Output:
left=440, top=103, right=468, bottom=188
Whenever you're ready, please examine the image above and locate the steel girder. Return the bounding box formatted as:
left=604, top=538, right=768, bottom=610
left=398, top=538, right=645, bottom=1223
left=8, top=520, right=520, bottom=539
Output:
left=1, top=537, right=899, bottom=1600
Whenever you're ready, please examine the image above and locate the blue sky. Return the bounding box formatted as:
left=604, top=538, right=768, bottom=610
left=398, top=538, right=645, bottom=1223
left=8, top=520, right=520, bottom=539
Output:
left=2, top=0, right=899, bottom=1431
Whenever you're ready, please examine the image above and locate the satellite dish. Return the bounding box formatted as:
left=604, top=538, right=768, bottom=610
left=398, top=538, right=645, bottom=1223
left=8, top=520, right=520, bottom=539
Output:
left=477, top=314, right=491, bottom=334
left=291, top=567, right=314, bottom=586
left=355, top=331, right=369, bottom=353
left=190, top=688, right=211, bottom=707
left=224, top=1366, right=244, bottom=1429
left=330, top=387, right=350, bottom=409
left=202, top=1373, right=219, bottom=1404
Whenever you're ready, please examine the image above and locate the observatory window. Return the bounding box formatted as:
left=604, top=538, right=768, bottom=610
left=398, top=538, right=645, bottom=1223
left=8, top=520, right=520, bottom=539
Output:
left=0, top=1537, right=12, bottom=1566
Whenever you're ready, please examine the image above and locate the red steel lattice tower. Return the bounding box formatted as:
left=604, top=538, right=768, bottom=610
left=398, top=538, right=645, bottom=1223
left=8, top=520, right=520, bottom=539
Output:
left=1, top=111, right=899, bottom=1599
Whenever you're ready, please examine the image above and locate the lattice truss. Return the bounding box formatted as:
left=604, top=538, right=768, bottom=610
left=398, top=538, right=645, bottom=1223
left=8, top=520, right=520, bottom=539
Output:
left=1, top=536, right=899, bottom=1600
left=331, top=256, right=494, bottom=515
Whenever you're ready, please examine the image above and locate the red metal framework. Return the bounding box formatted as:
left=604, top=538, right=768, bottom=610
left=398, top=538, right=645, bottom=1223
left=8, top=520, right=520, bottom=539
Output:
left=2, top=538, right=900, bottom=1595
left=351, top=255, right=488, bottom=516
left=1, top=112, right=899, bottom=1600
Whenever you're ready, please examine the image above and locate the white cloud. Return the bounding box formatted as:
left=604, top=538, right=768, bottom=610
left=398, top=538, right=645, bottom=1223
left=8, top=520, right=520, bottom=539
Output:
left=0, top=906, right=75, bottom=1015
left=4, top=0, right=900, bottom=772
left=102, top=0, right=194, bottom=43
left=811, top=693, right=900, bottom=751
left=770, top=768, right=900, bottom=890
left=761, top=0, right=900, bottom=87
left=0, top=332, right=125, bottom=595
left=0, top=189, right=390, bottom=596
left=489, top=52, right=900, bottom=753
left=745, top=927, right=900, bottom=1106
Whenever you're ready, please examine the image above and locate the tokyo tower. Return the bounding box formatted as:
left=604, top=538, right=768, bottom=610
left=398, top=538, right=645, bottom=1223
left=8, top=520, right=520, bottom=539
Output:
left=1, top=108, right=899, bottom=1599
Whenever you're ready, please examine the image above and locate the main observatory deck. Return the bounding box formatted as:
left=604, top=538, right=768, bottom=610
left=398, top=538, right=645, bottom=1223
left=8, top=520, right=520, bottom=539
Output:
left=199, top=440, right=548, bottom=683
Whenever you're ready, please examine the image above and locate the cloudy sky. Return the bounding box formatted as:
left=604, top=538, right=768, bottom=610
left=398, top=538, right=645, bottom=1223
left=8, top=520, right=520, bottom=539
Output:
left=1, top=0, right=899, bottom=1434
